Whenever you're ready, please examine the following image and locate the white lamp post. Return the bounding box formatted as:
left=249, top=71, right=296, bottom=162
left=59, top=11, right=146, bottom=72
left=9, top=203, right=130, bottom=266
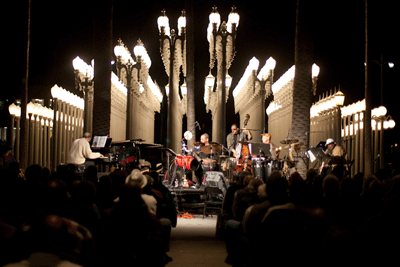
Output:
left=207, top=6, right=239, bottom=144
left=158, top=9, right=187, bottom=152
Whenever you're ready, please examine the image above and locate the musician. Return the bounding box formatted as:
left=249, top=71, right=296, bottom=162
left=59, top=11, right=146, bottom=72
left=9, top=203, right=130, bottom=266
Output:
left=67, top=132, right=104, bottom=166
left=193, top=133, right=210, bottom=157
left=192, top=133, right=214, bottom=188
left=227, top=124, right=252, bottom=157
left=261, top=133, right=278, bottom=159
left=200, top=133, right=210, bottom=146
left=322, top=138, right=347, bottom=179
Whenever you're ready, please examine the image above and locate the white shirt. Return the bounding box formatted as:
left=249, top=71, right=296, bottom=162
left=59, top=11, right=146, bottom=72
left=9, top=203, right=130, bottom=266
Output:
left=67, top=138, right=101, bottom=165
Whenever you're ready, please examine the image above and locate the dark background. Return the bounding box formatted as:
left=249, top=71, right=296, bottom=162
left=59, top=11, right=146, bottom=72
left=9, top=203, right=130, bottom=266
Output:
left=3, top=0, right=400, bottom=152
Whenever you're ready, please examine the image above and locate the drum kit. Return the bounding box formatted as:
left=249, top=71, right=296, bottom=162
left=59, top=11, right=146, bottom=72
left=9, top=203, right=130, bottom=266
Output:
left=248, top=137, right=303, bottom=182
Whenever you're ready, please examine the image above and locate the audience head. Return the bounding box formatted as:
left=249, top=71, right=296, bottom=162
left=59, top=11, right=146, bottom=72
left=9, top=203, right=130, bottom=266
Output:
left=362, top=175, right=378, bottom=197
left=288, top=171, right=303, bottom=186
left=340, top=177, right=358, bottom=199
left=248, top=178, right=263, bottom=192
left=71, top=180, right=97, bottom=205
left=323, top=174, right=340, bottom=198
left=125, top=169, right=147, bottom=189
left=238, top=171, right=252, bottom=187
left=243, top=175, right=254, bottom=187
left=265, top=171, right=288, bottom=204
left=289, top=178, right=312, bottom=205
left=39, top=178, right=69, bottom=216
left=306, top=169, right=319, bottom=184
left=25, top=164, right=43, bottom=186
left=84, top=165, right=98, bottom=183
left=25, top=214, right=70, bottom=257
left=119, top=181, right=143, bottom=204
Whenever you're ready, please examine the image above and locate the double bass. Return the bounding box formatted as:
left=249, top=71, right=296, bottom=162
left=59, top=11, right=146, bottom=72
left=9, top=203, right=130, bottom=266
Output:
left=235, top=114, right=253, bottom=174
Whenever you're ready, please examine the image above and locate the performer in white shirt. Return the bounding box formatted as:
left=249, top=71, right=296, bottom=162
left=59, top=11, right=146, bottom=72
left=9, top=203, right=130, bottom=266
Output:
left=67, top=132, right=103, bottom=165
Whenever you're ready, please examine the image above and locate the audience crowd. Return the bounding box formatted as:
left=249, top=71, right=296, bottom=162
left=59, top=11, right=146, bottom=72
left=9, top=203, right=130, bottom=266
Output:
left=222, top=167, right=400, bottom=265
left=0, top=160, right=177, bottom=267
left=1, top=148, right=400, bottom=266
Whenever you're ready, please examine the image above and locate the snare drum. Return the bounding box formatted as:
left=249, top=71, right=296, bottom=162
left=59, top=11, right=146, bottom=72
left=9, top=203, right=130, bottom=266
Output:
left=221, top=157, right=237, bottom=171
left=202, top=158, right=217, bottom=171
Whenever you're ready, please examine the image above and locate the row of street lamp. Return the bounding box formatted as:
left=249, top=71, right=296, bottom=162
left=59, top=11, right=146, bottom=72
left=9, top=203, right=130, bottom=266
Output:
left=6, top=5, right=396, bottom=169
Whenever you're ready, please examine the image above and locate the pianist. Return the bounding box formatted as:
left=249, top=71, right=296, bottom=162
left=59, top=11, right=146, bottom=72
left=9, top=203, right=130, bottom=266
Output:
left=67, top=132, right=104, bottom=166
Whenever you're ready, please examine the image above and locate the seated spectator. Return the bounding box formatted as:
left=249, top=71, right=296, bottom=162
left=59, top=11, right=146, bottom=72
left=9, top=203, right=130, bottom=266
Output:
left=0, top=144, right=16, bottom=170
left=321, top=174, right=341, bottom=225
left=231, top=174, right=255, bottom=220
left=10, top=178, right=97, bottom=266
left=67, top=181, right=102, bottom=240
left=7, top=214, right=94, bottom=267
left=95, top=174, right=115, bottom=214
left=235, top=178, right=263, bottom=222
left=0, top=218, right=17, bottom=266
left=102, top=182, right=165, bottom=266
left=147, top=170, right=177, bottom=228
left=242, top=171, right=288, bottom=237
left=223, top=171, right=249, bottom=220
left=125, top=169, right=157, bottom=215
left=84, top=165, right=98, bottom=184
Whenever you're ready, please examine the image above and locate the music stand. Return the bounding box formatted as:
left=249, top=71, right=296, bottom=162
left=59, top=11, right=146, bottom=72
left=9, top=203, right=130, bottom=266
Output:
left=306, top=147, right=330, bottom=163
left=92, top=136, right=112, bottom=148
left=248, top=142, right=272, bottom=158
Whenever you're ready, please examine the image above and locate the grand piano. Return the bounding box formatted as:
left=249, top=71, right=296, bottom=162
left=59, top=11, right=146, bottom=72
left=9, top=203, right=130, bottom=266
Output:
left=90, top=137, right=165, bottom=172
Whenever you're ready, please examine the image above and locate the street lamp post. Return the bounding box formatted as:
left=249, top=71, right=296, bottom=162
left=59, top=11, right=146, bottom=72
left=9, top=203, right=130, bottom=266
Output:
left=373, top=54, right=394, bottom=106
left=207, top=6, right=239, bottom=144
left=371, top=106, right=395, bottom=171
left=334, top=89, right=345, bottom=147
left=114, top=38, right=151, bottom=140
left=158, top=10, right=187, bottom=152
left=257, top=57, right=276, bottom=134
left=73, top=56, right=94, bottom=134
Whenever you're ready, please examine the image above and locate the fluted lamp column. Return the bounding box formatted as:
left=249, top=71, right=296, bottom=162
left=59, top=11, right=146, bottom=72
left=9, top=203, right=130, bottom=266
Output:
left=158, top=10, right=187, bottom=153
left=207, top=6, right=239, bottom=144
left=73, top=56, right=94, bottom=134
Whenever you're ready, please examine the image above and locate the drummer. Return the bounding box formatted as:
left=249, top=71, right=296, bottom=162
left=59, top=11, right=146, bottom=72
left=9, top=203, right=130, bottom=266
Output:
left=261, top=133, right=279, bottom=159
left=197, top=133, right=222, bottom=169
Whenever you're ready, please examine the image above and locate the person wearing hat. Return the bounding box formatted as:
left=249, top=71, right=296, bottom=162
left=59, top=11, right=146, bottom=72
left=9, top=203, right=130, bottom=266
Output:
left=126, top=169, right=158, bottom=215
left=322, top=138, right=347, bottom=179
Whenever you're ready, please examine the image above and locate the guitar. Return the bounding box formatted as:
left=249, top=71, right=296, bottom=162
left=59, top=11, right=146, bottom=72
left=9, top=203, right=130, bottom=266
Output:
left=235, top=114, right=253, bottom=174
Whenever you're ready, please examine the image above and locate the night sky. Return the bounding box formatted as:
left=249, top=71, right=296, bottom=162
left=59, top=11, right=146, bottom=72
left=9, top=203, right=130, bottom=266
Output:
left=4, top=0, right=400, bottom=148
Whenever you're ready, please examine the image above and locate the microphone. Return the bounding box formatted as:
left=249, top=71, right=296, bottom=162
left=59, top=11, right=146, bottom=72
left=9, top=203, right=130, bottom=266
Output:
left=196, top=121, right=201, bottom=130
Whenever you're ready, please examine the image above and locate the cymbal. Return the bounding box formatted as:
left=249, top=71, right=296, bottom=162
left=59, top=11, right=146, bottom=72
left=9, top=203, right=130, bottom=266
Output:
left=210, top=142, right=222, bottom=146
left=280, top=138, right=299, bottom=144
left=201, top=146, right=212, bottom=154
left=201, top=144, right=222, bottom=154
left=211, top=144, right=222, bottom=153
left=284, top=142, right=304, bottom=149
left=219, top=155, right=229, bottom=158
